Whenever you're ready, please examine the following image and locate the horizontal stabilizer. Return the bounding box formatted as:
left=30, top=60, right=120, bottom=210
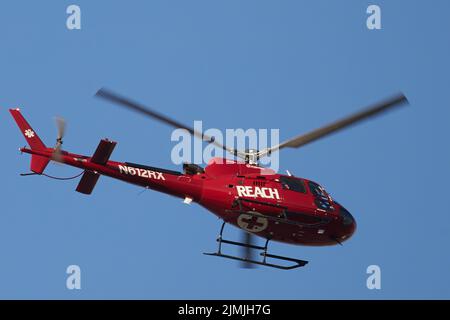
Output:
left=76, top=139, right=116, bottom=195
left=76, top=171, right=100, bottom=195
left=91, top=139, right=116, bottom=165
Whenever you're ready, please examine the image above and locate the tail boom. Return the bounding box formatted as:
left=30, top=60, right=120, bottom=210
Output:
left=19, top=147, right=202, bottom=200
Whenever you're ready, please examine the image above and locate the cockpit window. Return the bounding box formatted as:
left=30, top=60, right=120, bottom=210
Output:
left=308, top=181, right=334, bottom=211
left=279, top=176, right=306, bottom=193
left=308, top=181, right=328, bottom=198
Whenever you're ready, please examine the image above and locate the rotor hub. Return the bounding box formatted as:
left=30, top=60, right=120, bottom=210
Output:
left=244, top=149, right=259, bottom=165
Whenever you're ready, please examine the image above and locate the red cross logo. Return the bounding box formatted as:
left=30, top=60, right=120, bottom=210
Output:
left=237, top=213, right=268, bottom=233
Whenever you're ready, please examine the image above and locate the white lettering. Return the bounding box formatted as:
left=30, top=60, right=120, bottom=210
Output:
left=66, top=5, right=81, bottom=30
left=178, top=304, right=212, bottom=317
left=268, top=188, right=279, bottom=199
left=366, top=265, right=381, bottom=289
left=236, top=186, right=247, bottom=197
left=118, top=165, right=128, bottom=174
left=236, top=186, right=280, bottom=200
left=66, top=265, right=81, bottom=290
left=366, top=5, right=382, bottom=30
left=118, top=165, right=166, bottom=180
left=171, top=128, right=191, bottom=165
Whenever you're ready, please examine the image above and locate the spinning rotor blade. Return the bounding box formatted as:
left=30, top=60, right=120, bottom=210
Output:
left=52, top=116, right=67, bottom=162
left=260, top=93, right=409, bottom=157
left=95, top=88, right=237, bottom=155
left=240, top=232, right=256, bottom=269
left=55, top=117, right=66, bottom=144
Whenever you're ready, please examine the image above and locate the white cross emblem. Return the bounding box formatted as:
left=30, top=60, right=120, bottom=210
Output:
left=24, top=129, right=35, bottom=138
left=237, top=212, right=268, bottom=233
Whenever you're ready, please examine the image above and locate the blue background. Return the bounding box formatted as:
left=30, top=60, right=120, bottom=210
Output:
left=0, top=0, right=449, bottom=299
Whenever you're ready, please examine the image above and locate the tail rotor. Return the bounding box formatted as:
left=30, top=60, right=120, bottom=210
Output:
left=52, top=116, right=66, bottom=162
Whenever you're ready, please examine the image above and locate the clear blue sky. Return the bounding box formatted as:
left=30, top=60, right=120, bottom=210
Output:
left=0, top=0, right=449, bottom=299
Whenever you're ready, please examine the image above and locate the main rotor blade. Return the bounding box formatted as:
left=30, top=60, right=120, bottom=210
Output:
left=95, top=88, right=236, bottom=154
left=263, top=93, right=409, bottom=155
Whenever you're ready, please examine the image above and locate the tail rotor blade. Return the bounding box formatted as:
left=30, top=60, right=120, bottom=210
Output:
left=52, top=116, right=67, bottom=163
left=55, top=117, right=66, bottom=144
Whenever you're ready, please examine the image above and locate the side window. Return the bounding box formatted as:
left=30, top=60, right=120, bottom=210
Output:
left=280, top=176, right=306, bottom=193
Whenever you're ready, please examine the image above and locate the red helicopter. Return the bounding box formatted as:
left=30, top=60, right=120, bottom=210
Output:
left=9, top=89, right=408, bottom=269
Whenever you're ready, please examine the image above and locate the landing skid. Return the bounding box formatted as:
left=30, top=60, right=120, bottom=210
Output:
left=203, top=222, right=308, bottom=270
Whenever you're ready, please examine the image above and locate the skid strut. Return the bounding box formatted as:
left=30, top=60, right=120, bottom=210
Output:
left=203, top=222, right=308, bottom=270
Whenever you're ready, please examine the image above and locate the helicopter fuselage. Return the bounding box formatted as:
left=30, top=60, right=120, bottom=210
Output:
left=21, top=145, right=356, bottom=247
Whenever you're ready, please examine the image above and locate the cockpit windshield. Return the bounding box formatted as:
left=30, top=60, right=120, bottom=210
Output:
left=308, top=181, right=334, bottom=211
left=308, top=181, right=329, bottom=198
left=279, top=176, right=306, bottom=193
